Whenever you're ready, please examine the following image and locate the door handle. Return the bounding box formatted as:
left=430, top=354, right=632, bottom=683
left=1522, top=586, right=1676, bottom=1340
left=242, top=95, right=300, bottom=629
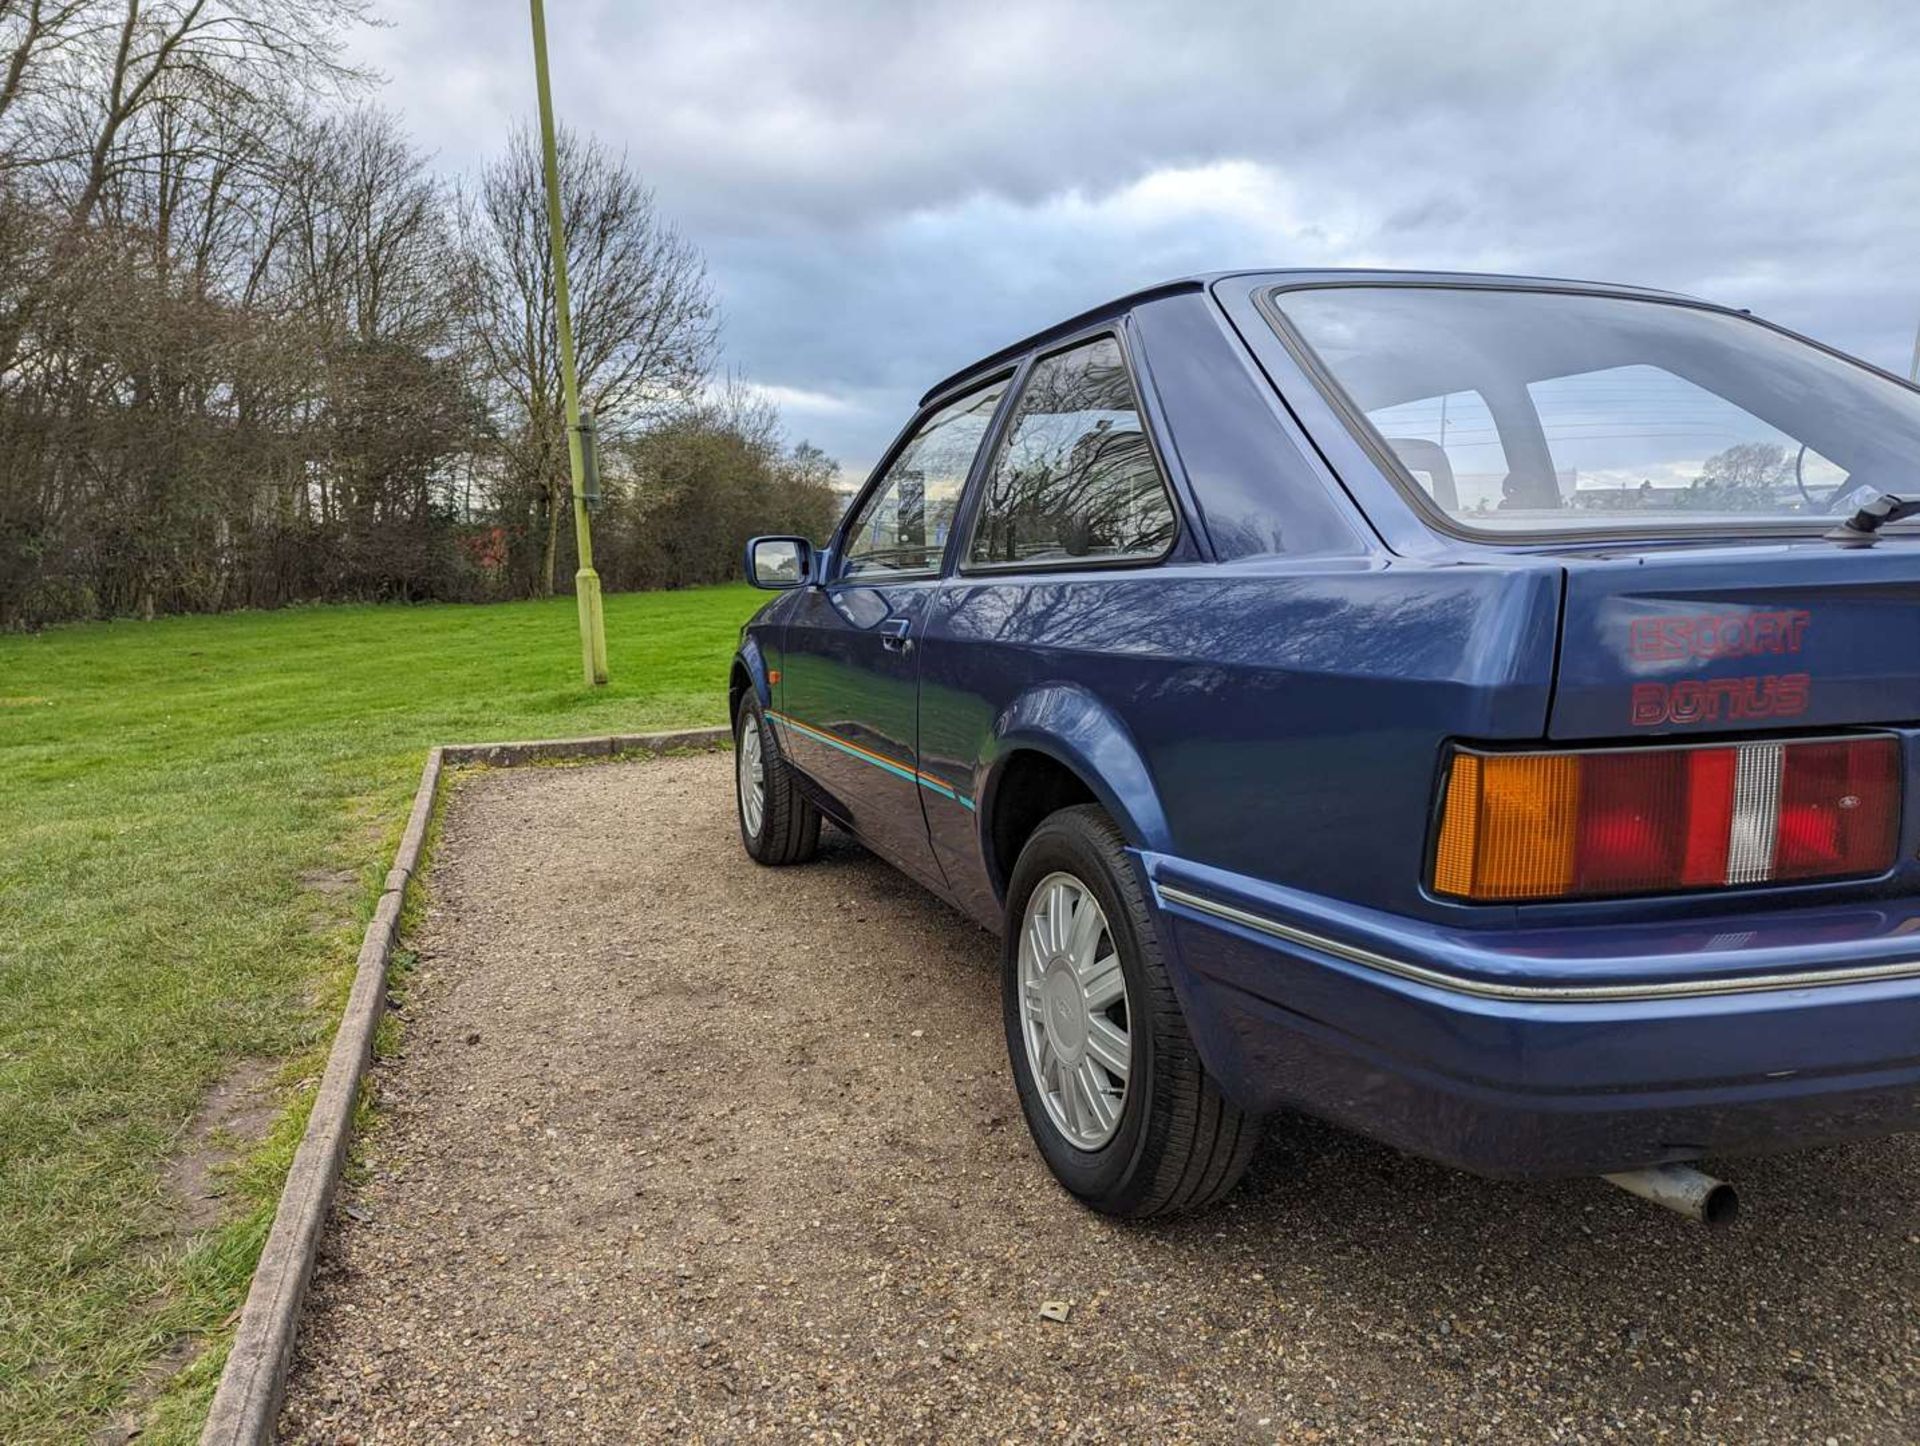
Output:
left=878, top=617, right=914, bottom=653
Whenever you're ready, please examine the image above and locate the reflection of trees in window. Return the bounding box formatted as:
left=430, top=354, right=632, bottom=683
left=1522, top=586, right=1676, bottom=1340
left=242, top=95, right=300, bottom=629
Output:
left=972, top=338, right=1174, bottom=565
left=896, top=468, right=927, bottom=556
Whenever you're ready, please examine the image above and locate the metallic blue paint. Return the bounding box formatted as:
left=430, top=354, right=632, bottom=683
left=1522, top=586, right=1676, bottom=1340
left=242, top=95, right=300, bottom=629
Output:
left=778, top=578, right=946, bottom=889
left=735, top=270, right=1920, bottom=1179
left=1551, top=542, right=1920, bottom=739
left=731, top=632, right=773, bottom=711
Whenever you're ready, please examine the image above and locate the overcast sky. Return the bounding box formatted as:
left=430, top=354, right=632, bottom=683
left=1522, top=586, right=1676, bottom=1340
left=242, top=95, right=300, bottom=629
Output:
left=349, top=0, right=1920, bottom=478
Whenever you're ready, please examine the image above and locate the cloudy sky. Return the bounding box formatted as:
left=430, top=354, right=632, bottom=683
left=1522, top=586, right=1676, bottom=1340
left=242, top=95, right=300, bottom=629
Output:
left=349, top=0, right=1920, bottom=477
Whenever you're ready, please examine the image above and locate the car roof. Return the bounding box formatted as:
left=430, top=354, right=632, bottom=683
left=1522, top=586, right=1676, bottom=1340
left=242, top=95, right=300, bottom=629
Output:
left=917, top=267, right=1707, bottom=406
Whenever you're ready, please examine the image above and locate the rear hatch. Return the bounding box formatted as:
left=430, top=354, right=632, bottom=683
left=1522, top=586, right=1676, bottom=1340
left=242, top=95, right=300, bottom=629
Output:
left=1549, top=539, right=1920, bottom=740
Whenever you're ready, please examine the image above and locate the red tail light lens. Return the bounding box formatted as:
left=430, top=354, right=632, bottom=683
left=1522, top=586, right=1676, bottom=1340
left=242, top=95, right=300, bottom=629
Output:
left=1433, top=735, right=1901, bottom=902
left=1773, top=740, right=1902, bottom=881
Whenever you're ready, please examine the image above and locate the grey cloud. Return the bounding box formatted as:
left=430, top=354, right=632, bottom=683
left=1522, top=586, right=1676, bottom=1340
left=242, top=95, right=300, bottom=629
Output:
left=351, top=0, right=1920, bottom=474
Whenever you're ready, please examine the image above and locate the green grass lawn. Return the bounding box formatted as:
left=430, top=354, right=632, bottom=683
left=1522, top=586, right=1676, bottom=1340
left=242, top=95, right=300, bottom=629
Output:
left=0, top=584, right=764, bottom=1444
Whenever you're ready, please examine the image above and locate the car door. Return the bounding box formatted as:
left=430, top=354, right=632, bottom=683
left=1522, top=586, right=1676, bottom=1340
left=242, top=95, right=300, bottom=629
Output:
left=775, top=375, right=1012, bottom=886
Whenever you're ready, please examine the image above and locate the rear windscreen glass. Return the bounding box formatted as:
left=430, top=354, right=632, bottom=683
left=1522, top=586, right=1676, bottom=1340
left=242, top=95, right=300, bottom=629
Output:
left=1269, top=285, right=1920, bottom=536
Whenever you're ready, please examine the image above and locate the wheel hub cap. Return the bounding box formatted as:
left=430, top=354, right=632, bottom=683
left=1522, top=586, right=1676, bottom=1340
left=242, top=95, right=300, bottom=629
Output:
left=1041, top=961, right=1088, bottom=1062
left=1017, top=872, right=1131, bottom=1150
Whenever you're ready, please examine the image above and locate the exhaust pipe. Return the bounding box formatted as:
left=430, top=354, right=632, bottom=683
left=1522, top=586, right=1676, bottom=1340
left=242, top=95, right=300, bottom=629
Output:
left=1603, top=1164, right=1739, bottom=1226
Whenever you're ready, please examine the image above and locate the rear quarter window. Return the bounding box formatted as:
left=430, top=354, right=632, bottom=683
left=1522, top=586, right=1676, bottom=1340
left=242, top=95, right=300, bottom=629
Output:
left=967, top=335, right=1176, bottom=569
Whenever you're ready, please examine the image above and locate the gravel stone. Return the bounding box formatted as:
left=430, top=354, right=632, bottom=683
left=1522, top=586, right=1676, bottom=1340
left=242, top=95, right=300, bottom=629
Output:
left=278, top=753, right=1920, bottom=1443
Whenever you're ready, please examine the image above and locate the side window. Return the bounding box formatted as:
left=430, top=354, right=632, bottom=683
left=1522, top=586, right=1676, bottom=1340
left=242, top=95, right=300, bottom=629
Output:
left=968, top=335, right=1175, bottom=567
left=843, top=380, right=1008, bottom=577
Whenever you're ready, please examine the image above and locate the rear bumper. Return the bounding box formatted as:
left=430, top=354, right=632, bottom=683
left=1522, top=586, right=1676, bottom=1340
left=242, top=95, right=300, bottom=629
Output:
left=1148, top=856, right=1920, bottom=1177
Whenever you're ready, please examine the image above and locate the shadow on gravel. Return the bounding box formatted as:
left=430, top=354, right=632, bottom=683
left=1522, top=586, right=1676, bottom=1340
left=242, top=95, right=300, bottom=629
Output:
left=813, top=821, right=1920, bottom=1436
left=1152, top=1090, right=1919, bottom=1431
left=845, top=820, right=1920, bottom=1434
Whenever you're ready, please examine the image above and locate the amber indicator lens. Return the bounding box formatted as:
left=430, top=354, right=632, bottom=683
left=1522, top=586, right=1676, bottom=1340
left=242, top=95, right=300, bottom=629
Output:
left=1433, top=736, right=1900, bottom=902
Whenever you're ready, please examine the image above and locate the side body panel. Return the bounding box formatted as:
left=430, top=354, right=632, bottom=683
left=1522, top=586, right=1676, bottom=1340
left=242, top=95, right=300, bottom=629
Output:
left=917, top=559, right=1563, bottom=927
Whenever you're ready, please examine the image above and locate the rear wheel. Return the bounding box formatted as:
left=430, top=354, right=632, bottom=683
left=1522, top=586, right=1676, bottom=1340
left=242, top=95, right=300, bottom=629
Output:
left=1003, top=805, right=1258, bottom=1217
left=734, top=694, right=820, bottom=865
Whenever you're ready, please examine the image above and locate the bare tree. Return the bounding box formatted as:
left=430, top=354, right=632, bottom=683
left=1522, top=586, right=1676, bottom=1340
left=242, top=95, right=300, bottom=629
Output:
left=45, top=0, right=372, bottom=229
left=281, top=109, right=454, bottom=349
left=610, top=386, right=842, bottom=593
left=276, top=108, right=473, bottom=590
left=459, top=124, right=717, bottom=595
left=0, top=0, right=376, bottom=412
left=0, top=1, right=94, bottom=141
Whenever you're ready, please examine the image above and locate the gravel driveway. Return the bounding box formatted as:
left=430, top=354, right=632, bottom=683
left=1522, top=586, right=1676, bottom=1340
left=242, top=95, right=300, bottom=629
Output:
left=279, top=751, right=1920, bottom=1444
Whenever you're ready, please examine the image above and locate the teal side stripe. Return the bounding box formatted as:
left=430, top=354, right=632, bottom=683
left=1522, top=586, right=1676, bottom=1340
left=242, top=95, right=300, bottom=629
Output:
left=782, top=715, right=918, bottom=785
left=769, top=709, right=976, bottom=811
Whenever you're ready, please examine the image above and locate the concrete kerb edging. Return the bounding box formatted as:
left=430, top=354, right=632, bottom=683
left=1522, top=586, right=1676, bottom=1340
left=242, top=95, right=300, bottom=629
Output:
left=200, top=726, right=731, bottom=1446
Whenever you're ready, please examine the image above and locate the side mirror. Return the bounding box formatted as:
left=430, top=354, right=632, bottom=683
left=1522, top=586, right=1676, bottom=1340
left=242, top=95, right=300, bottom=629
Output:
left=746, top=535, right=813, bottom=589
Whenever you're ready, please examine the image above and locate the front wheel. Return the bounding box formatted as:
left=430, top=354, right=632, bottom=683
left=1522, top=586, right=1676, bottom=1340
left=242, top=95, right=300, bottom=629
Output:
left=734, top=694, right=821, bottom=865
left=1003, top=805, right=1258, bottom=1217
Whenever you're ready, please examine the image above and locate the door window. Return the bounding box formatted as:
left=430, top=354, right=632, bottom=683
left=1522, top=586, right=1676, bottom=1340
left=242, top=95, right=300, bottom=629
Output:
left=968, top=335, right=1176, bottom=567
left=843, top=380, right=1009, bottom=578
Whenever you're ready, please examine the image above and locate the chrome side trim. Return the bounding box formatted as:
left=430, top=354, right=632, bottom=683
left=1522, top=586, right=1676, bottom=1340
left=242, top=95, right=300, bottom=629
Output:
left=1155, top=884, right=1920, bottom=1003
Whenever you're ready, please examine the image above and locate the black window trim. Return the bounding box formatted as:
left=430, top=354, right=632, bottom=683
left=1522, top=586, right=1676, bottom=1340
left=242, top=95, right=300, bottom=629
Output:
left=954, top=324, right=1184, bottom=578
left=830, top=367, right=1018, bottom=585
left=1254, top=277, right=1920, bottom=548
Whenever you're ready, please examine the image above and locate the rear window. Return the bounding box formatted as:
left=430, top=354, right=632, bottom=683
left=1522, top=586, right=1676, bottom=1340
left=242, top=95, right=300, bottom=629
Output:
left=1268, top=285, right=1920, bottom=537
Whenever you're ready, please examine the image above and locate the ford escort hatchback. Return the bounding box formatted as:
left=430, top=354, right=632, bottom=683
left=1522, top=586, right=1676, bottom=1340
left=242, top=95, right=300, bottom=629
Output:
left=727, top=270, right=1920, bottom=1220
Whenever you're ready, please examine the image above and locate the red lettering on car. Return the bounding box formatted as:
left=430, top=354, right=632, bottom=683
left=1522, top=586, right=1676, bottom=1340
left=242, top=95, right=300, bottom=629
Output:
left=1630, top=683, right=1668, bottom=726
left=1627, top=673, right=1812, bottom=726
left=1629, top=609, right=1810, bottom=662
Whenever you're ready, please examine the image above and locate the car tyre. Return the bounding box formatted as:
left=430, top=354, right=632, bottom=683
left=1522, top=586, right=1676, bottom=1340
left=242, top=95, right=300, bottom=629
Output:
left=734, top=693, right=821, bottom=865
left=1003, top=804, right=1259, bottom=1217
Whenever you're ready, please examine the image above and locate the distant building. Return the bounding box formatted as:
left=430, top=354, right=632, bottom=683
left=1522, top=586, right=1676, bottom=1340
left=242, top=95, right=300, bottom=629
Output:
left=1570, top=478, right=1694, bottom=510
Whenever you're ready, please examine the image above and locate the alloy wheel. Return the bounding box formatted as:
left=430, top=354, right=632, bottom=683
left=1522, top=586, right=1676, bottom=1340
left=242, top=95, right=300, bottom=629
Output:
left=737, top=716, right=766, bottom=839
left=1017, top=871, right=1132, bottom=1149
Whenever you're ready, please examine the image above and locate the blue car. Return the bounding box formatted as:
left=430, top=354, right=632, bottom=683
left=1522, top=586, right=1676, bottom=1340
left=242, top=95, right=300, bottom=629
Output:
left=728, top=270, right=1920, bottom=1221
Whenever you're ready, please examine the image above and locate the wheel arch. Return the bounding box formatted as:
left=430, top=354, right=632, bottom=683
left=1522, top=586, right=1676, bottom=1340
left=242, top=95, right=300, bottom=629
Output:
left=730, top=638, right=772, bottom=721
left=979, top=683, right=1171, bottom=900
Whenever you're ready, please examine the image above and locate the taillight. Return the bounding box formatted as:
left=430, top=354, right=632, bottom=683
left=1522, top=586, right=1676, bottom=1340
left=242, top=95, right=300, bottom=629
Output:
left=1432, top=735, right=1900, bottom=902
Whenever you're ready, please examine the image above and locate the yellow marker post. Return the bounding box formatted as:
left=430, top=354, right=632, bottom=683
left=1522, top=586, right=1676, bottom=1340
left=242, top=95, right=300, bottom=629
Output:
left=529, top=0, right=609, bottom=685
